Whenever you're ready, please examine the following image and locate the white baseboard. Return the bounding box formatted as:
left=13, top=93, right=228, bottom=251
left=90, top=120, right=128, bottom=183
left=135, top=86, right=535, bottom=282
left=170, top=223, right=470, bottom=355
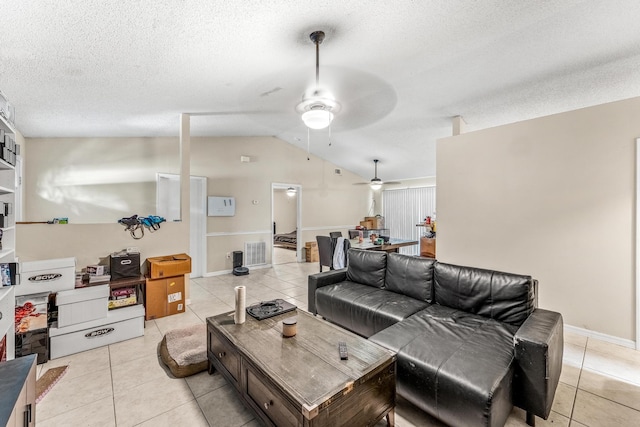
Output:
left=203, top=263, right=273, bottom=277
left=565, top=324, right=637, bottom=349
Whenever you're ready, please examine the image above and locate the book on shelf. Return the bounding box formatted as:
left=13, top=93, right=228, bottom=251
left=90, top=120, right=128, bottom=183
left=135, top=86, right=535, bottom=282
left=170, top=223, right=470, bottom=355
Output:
left=89, top=274, right=111, bottom=284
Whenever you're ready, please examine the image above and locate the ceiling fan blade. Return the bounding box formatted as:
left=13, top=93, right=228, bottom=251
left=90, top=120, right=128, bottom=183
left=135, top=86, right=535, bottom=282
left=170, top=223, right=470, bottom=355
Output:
left=352, top=182, right=371, bottom=186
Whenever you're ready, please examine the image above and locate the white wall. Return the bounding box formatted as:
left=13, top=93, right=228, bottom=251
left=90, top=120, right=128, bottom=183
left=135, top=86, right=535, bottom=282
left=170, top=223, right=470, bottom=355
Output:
left=437, top=96, right=640, bottom=343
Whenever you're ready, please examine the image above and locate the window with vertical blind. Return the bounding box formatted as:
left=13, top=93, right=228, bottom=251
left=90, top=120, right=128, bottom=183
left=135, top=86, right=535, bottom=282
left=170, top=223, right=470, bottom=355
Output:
left=382, top=186, right=436, bottom=255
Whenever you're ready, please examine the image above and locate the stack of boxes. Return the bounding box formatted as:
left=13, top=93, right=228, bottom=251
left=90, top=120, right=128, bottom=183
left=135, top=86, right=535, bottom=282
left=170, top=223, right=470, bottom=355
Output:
left=145, top=253, right=191, bottom=321
left=15, top=257, right=77, bottom=364
left=359, top=216, right=385, bottom=229
left=48, top=253, right=144, bottom=359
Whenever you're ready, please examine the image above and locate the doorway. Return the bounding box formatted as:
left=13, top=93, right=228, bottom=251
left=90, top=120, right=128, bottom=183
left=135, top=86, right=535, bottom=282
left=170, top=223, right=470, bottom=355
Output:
left=271, top=183, right=302, bottom=264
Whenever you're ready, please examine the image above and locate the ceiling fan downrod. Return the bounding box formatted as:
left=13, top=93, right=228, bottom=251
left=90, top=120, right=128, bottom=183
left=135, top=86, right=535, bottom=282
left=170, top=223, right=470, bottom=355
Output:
left=310, top=31, right=325, bottom=89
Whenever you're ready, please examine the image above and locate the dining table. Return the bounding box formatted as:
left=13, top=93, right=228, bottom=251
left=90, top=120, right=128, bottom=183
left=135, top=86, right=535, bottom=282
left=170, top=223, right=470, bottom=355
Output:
left=350, top=238, right=419, bottom=253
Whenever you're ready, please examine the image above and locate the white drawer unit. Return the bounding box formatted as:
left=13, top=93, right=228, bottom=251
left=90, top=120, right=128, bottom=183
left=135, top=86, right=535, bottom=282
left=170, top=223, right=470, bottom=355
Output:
left=48, top=304, right=144, bottom=359
left=56, top=285, right=109, bottom=328
left=17, top=257, right=76, bottom=296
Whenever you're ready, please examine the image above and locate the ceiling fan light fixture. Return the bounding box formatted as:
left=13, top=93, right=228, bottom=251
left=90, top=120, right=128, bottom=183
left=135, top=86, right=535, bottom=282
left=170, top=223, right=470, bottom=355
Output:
left=301, top=109, right=334, bottom=130
left=297, top=30, right=341, bottom=131
left=286, top=187, right=297, bottom=197
left=370, top=180, right=383, bottom=191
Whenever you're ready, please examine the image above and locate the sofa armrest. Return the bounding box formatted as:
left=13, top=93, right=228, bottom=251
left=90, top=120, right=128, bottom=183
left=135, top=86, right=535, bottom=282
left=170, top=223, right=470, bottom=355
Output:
left=307, top=269, right=347, bottom=314
left=513, top=308, right=564, bottom=420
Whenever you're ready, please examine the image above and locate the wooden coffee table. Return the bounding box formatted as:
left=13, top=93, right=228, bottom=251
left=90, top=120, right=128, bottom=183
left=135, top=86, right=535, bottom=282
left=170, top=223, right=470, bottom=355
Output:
left=207, top=309, right=396, bottom=427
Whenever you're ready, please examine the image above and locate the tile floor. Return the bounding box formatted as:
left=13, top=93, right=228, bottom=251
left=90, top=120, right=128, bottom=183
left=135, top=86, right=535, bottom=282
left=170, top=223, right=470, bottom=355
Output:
left=34, top=261, right=640, bottom=426
left=272, top=246, right=297, bottom=265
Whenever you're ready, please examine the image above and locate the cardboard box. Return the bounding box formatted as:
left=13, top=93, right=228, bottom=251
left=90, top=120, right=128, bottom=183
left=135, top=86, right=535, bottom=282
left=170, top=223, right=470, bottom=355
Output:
left=359, top=220, right=373, bottom=229
left=365, top=216, right=385, bottom=229
left=145, top=276, right=185, bottom=320
left=420, top=237, right=436, bottom=258
left=305, top=242, right=319, bottom=263
left=146, top=253, right=191, bottom=279
left=17, top=257, right=76, bottom=296
left=56, top=285, right=109, bottom=328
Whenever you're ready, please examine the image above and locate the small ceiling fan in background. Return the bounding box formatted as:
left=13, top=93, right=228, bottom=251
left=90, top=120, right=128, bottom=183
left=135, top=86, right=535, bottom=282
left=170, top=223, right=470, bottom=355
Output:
left=354, top=159, right=401, bottom=190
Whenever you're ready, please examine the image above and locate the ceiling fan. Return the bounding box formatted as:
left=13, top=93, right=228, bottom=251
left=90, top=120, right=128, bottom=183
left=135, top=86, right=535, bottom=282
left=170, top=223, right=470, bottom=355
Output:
left=354, top=159, right=401, bottom=190
left=295, top=30, right=341, bottom=131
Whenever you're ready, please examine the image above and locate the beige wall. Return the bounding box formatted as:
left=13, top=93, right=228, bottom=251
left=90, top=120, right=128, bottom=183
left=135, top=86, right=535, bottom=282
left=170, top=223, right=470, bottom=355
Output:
left=16, top=222, right=189, bottom=268
left=273, top=190, right=297, bottom=235
left=23, top=137, right=179, bottom=223
left=437, top=96, right=640, bottom=342
left=18, top=134, right=369, bottom=276
left=190, top=136, right=371, bottom=272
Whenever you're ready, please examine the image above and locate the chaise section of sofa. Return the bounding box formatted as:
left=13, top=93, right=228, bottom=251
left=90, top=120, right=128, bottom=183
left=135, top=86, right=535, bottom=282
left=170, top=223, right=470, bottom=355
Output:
left=370, top=304, right=518, bottom=427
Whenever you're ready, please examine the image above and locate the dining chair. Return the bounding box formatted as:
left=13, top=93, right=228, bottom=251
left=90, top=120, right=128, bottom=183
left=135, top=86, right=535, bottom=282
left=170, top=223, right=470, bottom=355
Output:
left=329, top=231, right=343, bottom=238
left=316, top=235, right=334, bottom=272
left=348, top=230, right=360, bottom=239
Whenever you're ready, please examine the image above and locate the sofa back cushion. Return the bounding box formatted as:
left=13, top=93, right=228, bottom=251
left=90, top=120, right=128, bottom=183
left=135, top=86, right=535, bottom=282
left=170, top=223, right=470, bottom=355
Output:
left=346, top=249, right=387, bottom=289
left=434, top=262, right=534, bottom=326
left=385, top=253, right=435, bottom=302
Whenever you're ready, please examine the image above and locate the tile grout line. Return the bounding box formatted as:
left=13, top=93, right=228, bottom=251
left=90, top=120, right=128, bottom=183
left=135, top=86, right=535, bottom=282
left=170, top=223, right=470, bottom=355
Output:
left=108, top=344, right=118, bottom=426
left=569, top=337, right=588, bottom=425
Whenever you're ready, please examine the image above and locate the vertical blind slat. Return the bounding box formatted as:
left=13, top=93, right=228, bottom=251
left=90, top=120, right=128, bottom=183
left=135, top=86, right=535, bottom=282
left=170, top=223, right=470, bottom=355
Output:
left=382, top=187, right=436, bottom=255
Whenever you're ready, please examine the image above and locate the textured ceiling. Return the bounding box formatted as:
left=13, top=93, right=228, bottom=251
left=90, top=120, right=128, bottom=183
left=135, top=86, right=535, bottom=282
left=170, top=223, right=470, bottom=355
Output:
left=2, top=1, right=640, bottom=182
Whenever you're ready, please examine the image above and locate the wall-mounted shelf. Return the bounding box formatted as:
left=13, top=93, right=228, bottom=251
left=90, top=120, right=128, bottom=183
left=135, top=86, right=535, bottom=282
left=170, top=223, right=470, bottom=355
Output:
left=0, top=248, right=15, bottom=259
left=0, top=158, right=13, bottom=171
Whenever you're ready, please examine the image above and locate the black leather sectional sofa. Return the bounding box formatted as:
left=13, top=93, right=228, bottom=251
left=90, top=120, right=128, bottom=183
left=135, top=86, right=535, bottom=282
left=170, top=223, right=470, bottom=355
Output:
left=308, top=249, right=563, bottom=427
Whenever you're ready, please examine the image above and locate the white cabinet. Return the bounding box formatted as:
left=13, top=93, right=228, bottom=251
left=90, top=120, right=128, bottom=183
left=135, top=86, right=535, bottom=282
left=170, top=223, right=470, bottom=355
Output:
left=0, top=287, right=15, bottom=360
left=0, top=354, right=36, bottom=427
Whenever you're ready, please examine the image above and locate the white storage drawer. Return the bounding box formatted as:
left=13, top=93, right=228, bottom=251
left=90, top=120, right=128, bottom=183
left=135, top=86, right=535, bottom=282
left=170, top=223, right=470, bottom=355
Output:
left=49, top=304, right=144, bottom=359
left=56, top=285, right=109, bottom=328
left=17, top=257, right=76, bottom=296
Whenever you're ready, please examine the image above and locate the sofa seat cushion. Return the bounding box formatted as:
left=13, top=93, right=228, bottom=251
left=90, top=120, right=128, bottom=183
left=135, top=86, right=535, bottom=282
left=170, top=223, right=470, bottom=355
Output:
left=315, top=281, right=429, bottom=337
left=369, top=305, right=518, bottom=427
